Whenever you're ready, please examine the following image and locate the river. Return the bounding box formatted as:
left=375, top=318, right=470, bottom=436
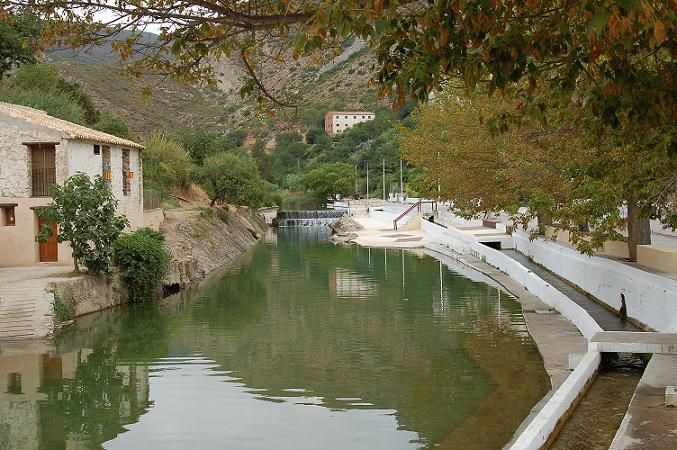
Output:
left=0, top=228, right=550, bottom=449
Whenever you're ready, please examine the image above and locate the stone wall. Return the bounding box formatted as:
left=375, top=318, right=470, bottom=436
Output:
left=49, top=206, right=267, bottom=321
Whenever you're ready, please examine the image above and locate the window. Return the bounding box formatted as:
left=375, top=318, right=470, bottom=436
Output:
left=122, top=149, right=131, bottom=196
left=362, top=115, right=365, bottom=119
left=6, top=373, right=22, bottom=394
left=102, top=146, right=112, bottom=191
left=30, top=144, right=56, bottom=197
left=93, top=144, right=101, bottom=155
left=345, top=115, right=348, bottom=119
left=1, top=205, right=16, bottom=226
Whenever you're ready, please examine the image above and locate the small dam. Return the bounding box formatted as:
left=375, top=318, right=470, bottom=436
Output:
left=273, top=210, right=346, bottom=227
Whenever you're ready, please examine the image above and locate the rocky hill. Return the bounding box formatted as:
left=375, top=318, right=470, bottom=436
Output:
left=47, top=34, right=384, bottom=139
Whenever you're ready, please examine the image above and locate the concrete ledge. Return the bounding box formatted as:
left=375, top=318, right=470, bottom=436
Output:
left=509, top=350, right=601, bottom=450
left=637, top=244, right=677, bottom=273
left=590, top=332, right=677, bottom=354
left=513, top=231, right=677, bottom=332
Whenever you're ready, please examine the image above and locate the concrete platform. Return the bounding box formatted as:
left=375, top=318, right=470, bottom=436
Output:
left=351, top=217, right=431, bottom=248
left=591, top=332, right=677, bottom=354
left=0, top=265, right=75, bottom=339
left=610, top=354, right=677, bottom=449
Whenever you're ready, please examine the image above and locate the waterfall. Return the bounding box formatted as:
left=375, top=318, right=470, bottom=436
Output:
left=274, top=210, right=346, bottom=227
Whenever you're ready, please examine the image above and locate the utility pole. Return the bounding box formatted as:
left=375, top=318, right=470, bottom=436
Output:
left=354, top=164, right=358, bottom=196
left=382, top=158, right=386, bottom=201
left=399, top=159, right=404, bottom=203
left=366, top=161, right=369, bottom=207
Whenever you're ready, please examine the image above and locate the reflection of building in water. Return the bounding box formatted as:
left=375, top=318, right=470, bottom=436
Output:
left=0, top=348, right=150, bottom=449
left=328, top=268, right=377, bottom=299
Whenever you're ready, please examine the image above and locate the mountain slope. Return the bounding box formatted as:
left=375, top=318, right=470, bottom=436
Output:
left=47, top=35, right=385, bottom=139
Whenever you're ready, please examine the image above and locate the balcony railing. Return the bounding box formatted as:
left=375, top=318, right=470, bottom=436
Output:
left=32, top=168, right=56, bottom=197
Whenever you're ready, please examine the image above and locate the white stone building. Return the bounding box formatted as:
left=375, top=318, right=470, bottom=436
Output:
left=324, top=111, right=375, bottom=135
left=0, top=102, right=144, bottom=267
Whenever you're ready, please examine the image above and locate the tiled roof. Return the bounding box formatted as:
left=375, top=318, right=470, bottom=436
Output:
left=0, top=102, right=144, bottom=149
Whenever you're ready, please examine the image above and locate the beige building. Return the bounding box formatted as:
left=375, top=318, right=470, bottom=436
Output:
left=324, top=111, right=375, bottom=135
left=0, top=102, right=144, bottom=267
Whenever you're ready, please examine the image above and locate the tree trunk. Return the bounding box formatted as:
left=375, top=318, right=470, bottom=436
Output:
left=536, top=210, right=552, bottom=235
left=626, top=196, right=651, bottom=262
left=210, top=197, right=216, bottom=207
left=73, top=258, right=80, bottom=273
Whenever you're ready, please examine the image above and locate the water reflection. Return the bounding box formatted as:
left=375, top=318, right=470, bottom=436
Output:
left=0, top=229, right=549, bottom=449
left=0, top=343, right=150, bottom=450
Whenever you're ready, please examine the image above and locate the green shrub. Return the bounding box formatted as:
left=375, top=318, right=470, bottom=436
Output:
left=52, top=295, right=75, bottom=322
left=113, top=228, right=171, bottom=302
left=143, top=134, right=194, bottom=190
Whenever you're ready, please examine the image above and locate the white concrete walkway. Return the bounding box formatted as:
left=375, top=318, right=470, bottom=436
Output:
left=350, top=217, right=431, bottom=248
left=0, top=266, right=73, bottom=339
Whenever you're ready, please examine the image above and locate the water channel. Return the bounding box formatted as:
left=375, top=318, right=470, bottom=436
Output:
left=0, top=228, right=550, bottom=449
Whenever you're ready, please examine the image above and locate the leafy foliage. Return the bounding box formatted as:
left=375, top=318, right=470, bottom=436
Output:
left=0, top=12, right=41, bottom=77
left=52, top=294, right=75, bottom=322
left=302, top=162, right=356, bottom=202
left=0, top=64, right=130, bottom=130
left=93, top=112, right=135, bottom=139
left=37, top=173, right=128, bottom=273
left=198, top=152, right=266, bottom=207
left=142, top=134, right=194, bottom=190
left=113, top=228, right=170, bottom=302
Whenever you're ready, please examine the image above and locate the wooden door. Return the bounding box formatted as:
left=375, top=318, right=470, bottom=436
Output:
left=38, top=218, right=58, bottom=262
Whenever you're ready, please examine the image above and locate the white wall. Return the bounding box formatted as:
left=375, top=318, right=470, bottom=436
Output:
left=65, top=140, right=143, bottom=229
left=0, top=115, right=66, bottom=197
left=513, top=231, right=677, bottom=332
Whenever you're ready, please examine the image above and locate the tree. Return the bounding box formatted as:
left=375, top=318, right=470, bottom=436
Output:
left=142, top=133, right=193, bottom=190
left=198, top=152, right=265, bottom=207
left=177, top=129, right=234, bottom=165
left=37, top=173, right=128, bottom=273
left=15, top=1, right=672, bottom=130
left=93, top=112, right=135, bottom=140
left=400, top=86, right=676, bottom=260
left=302, top=162, right=355, bottom=202
left=0, top=13, right=41, bottom=77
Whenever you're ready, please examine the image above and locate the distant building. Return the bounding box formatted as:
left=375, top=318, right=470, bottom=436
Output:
left=0, top=102, right=145, bottom=267
left=324, top=111, right=375, bottom=135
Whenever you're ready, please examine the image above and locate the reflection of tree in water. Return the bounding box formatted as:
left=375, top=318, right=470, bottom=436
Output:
left=38, top=346, right=151, bottom=450
left=37, top=304, right=172, bottom=449
left=115, top=304, right=173, bottom=360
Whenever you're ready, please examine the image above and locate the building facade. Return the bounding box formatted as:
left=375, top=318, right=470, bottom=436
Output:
left=324, top=111, right=375, bottom=135
left=0, top=102, right=144, bottom=267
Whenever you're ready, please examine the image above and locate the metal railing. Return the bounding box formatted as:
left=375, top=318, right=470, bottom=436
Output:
left=143, top=189, right=162, bottom=210
left=393, top=200, right=437, bottom=230
left=31, top=168, right=56, bottom=197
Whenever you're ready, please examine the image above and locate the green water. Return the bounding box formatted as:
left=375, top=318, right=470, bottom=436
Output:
left=0, top=228, right=549, bottom=450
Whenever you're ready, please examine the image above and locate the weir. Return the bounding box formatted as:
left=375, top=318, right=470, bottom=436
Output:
left=274, top=210, right=346, bottom=227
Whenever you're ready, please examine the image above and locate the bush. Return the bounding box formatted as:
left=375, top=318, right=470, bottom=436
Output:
left=113, top=228, right=171, bottom=302
left=94, top=112, right=135, bottom=139
left=52, top=295, right=75, bottom=322
left=142, top=134, right=193, bottom=189
left=198, top=152, right=265, bottom=207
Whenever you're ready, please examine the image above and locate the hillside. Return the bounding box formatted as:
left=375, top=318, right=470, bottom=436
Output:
left=52, top=61, right=230, bottom=139
left=46, top=35, right=385, bottom=139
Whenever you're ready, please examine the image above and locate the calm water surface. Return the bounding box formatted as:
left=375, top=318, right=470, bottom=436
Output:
left=0, top=228, right=549, bottom=450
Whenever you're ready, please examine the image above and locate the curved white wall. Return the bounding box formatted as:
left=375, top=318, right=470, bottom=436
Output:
left=513, top=231, right=677, bottom=332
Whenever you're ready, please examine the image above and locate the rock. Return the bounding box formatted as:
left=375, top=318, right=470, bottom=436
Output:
left=330, top=216, right=363, bottom=245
